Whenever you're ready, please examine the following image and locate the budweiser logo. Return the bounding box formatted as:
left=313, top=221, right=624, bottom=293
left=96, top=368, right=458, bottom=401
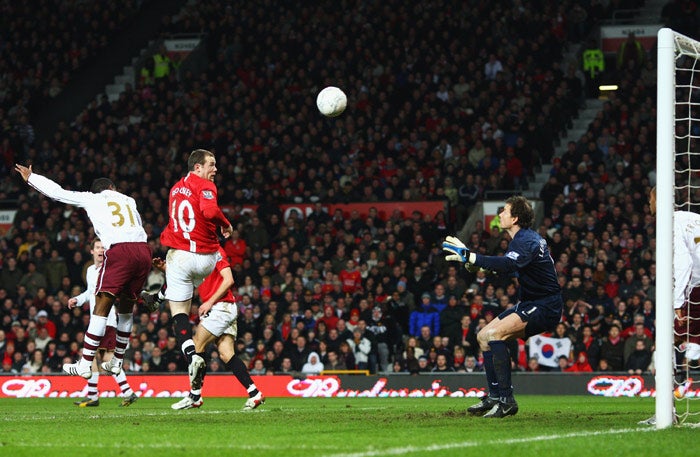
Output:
left=587, top=376, right=646, bottom=397
left=285, top=377, right=486, bottom=398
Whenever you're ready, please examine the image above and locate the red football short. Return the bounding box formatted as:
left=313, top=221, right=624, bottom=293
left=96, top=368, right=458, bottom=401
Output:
left=96, top=242, right=152, bottom=300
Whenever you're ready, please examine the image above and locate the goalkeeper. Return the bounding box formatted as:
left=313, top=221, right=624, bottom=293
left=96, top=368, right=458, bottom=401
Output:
left=443, top=196, right=562, bottom=418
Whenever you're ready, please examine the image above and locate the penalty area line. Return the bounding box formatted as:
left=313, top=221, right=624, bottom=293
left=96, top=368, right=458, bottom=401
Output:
left=321, top=427, right=656, bottom=457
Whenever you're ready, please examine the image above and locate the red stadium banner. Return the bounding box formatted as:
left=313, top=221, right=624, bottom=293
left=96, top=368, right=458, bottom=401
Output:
left=0, top=374, right=484, bottom=399
left=226, top=201, right=447, bottom=223
left=2, top=373, right=694, bottom=399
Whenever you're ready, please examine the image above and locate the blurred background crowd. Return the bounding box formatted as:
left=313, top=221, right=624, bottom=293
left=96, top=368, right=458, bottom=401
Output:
left=1, top=0, right=698, bottom=377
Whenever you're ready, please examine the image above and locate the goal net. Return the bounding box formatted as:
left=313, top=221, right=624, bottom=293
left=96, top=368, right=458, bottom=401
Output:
left=657, top=28, right=700, bottom=428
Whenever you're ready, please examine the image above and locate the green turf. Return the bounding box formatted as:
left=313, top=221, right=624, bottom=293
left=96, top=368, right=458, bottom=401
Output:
left=0, top=396, right=694, bottom=457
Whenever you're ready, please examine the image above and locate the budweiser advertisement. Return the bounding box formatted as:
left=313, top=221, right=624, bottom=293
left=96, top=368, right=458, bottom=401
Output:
left=1, top=374, right=695, bottom=399
left=0, top=374, right=484, bottom=399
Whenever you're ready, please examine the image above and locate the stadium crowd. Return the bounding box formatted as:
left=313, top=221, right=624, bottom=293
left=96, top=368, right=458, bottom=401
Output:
left=0, top=0, right=695, bottom=377
left=0, top=0, right=147, bottom=172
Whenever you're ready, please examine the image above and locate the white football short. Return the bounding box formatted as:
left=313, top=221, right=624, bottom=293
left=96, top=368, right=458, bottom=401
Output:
left=164, top=249, right=220, bottom=301
left=685, top=342, right=700, bottom=360
left=200, top=301, right=238, bottom=338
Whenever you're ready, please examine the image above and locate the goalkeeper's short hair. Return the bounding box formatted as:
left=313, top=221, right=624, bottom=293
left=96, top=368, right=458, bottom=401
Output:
left=506, top=196, right=533, bottom=228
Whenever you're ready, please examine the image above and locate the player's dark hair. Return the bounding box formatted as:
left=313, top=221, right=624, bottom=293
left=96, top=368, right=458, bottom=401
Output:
left=90, top=238, right=101, bottom=249
left=91, top=178, right=114, bottom=193
left=505, top=195, right=533, bottom=228
left=188, top=149, right=214, bottom=171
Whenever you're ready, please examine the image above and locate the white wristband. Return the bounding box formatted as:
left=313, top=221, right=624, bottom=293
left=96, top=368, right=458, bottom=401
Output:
left=468, top=252, right=477, bottom=264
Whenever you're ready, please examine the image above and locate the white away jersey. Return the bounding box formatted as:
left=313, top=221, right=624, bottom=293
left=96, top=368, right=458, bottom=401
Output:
left=674, top=211, right=700, bottom=309
left=72, top=264, right=117, bottom=327
left=28, top=174, right=147, bottom=249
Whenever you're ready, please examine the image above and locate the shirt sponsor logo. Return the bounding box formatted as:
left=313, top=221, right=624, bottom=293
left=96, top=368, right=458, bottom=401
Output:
left=506, top=251, right=519, bottom=260
left=202, top=190, right=214, bottom=199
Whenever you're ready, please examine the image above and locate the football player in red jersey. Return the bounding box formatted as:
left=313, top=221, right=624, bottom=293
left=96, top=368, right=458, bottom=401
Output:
left=149, top=250, right=264, bottom=411
left=157, top=149, right=233, bottom=365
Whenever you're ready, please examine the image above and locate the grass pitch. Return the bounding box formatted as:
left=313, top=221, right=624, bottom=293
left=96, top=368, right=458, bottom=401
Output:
left=0, top=396, right=694, bottom=457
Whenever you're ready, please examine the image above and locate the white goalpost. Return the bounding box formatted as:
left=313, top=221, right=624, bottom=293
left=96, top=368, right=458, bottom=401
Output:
left=656, top=27, right=700, bottom=429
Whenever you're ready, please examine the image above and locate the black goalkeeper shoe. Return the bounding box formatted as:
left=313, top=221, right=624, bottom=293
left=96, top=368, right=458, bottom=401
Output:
left=467, top=396, right=499, bottom=416
left=483, top=399, right=519, bottom=418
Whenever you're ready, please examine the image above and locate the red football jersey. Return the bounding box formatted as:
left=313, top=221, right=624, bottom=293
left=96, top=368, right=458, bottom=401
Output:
left=198, top=248, right=235, bottom=303
left=160, top=173, right=229, bottom=253
left=339, top=269, right=362, bottom=294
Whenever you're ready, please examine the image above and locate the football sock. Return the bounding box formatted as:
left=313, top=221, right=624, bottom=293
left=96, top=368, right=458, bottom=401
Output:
left=482, top=350, right=500, bottom=399
left=182, top=339, right=196, bottom=362
left=172, top=313, right=193, bottom=360
left=83, top=316, right=108, bottom=362
left=227, top=356, right=259, bottom=397
left=115, top=313, right=133, bottom=360
left=489, top=340, right=513, bottom=401
left=114, top=369, right=134, bottom=396
left=86, top=372, right=99, bottom=400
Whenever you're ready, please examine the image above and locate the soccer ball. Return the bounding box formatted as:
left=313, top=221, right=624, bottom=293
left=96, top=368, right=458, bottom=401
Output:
left=316, top=86, right=347, bottom=117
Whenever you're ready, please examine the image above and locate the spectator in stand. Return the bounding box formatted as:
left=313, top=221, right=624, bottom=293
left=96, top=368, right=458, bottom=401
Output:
left=409, top=293, right=440, bottom=338
left=599, top=324, right=624, bottom=371
left=616, top=32, right=646, bottom=74
left=301, top=352, right=324, bottom=375
left=0, top=257, right=23, bottom=298
left=431, top=353, right=455, bottom=373
left=346, top=328, right=371, bottom=371
left=18, top=261, right=47, bottom=297
left=552, top=355, right=571, bottom=372
left=223, top=228, right=246, bottom=268
left=440, top=294, right=466, bottom=348
left=35, top=310, right=56, bottom=339
left=618, top=268, right=641, bottom=301
left=339, top=259, right=362, bottom=296
left=626, top=339, right=652, bottom=375
left=569, top=352, right=593, bottom=372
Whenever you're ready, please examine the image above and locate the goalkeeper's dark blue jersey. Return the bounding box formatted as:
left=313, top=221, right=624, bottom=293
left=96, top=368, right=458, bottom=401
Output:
left=474, top=228, right=561, bottom=302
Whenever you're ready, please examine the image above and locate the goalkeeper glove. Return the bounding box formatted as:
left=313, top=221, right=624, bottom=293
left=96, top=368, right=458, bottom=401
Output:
left=442, top=236, right=471, bottom=263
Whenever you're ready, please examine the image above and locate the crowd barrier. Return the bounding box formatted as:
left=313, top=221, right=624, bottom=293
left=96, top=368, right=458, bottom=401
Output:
left=1, top=372, right=689, bottom=399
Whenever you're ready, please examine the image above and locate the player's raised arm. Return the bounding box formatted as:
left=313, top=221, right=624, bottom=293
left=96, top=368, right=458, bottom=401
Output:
left=15, top=163, right=94, bottom=207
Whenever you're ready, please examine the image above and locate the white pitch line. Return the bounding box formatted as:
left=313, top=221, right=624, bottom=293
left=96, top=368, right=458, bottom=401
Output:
left=320, top=427, right=658, bottom=457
